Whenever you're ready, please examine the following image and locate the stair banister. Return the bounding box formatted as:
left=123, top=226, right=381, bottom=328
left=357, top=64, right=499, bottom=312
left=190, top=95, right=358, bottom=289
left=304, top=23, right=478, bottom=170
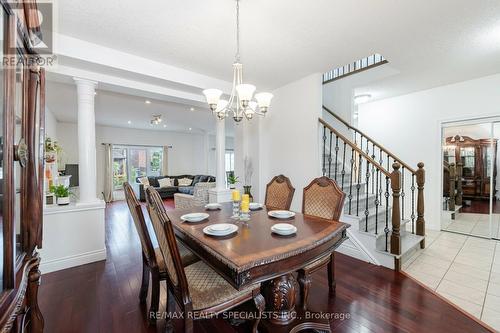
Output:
left=319, top=118, right=391, bottom=178
left=323, top=106, right=417, bottom=174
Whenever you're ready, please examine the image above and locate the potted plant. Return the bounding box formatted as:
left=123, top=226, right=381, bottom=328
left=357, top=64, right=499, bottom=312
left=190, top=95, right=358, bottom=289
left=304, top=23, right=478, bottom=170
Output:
left=50, top=184, right=71, bottom=205
left=45, top=137, right=62, bottom=163
left=227, top=174, right=239, bottom=189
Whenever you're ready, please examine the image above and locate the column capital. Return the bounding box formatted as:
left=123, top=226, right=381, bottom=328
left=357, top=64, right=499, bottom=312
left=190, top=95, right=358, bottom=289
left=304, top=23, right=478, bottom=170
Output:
left=73, top=77, right=98, bottom=88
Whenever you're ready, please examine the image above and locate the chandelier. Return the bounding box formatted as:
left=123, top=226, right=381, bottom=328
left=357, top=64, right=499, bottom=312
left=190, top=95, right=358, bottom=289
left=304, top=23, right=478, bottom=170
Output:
left=202, top=0, right=273, bottom=122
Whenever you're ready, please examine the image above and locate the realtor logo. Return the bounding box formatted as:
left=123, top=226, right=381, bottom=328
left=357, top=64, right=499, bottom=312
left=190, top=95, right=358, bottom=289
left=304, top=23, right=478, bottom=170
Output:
left=4, top=1, right=56, bottom=67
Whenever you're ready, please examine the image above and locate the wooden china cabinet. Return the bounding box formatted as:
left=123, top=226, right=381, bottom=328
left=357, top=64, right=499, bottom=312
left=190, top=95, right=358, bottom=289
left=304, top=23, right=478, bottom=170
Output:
left=445, top=136, right=498, bottom=200
left=0, top=0, right=45, bottom=332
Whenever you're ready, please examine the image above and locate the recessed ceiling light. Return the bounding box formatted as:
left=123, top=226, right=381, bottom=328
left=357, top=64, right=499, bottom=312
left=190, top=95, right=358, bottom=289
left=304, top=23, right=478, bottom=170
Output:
left=354, top=94, right=372, bottom=105
left=189, top=127, right=192, bottom=131
left=94, top=92, right=97, bottom=96
left=163, top=124, right=167, bottom=128
left=145, top=100, right=151, bottom=104
left=190, top=107, right=195, bottom=111
left=127, top=120, right=132, bottom=124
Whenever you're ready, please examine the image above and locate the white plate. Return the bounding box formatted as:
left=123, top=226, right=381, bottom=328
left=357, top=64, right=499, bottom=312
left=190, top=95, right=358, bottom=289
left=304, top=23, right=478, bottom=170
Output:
left=271, top=224, right=297, bottom=236
left=249, top=202, right=263, bottom=210
left=203, top=224, right=238, bottom=236
left=207, top=223, right=232, bottom=232
left=181, top=213, right=210, bottom=223
left=268, top=210, right=296, bottom=219
left=272, top=223, right=295, bottom=231
left=205, top=203, right=222, bottom=210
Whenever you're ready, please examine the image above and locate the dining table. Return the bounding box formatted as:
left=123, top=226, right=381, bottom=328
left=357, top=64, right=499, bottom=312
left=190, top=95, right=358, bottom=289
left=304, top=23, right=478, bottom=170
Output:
left=166, top=202, right=349, bottom=332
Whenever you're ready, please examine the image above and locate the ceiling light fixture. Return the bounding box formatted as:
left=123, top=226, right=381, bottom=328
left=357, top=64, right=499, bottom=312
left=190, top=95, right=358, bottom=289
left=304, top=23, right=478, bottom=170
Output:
left=163, top=124, right=167, bottom=128
left=190, top=107, right=195, bottom=112
left=354, top=94, right=372, bottom=105
left=202, top=0, right=273, bottom=122
left=150, top=115, right=162, bottom=125
left=189, top=127, right=192, bottom=131
left=127, top=120, right=132, bottom=124
left=145, top=100, right=151, bottom=104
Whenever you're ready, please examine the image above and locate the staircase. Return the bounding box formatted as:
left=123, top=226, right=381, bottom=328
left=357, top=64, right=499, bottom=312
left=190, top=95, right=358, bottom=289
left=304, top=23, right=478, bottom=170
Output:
left=319, top=106, right=426, bottom=270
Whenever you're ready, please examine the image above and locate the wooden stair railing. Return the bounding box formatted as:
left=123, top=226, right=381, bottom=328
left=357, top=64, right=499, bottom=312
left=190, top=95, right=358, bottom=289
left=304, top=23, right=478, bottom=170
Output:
left=319, top=113, right=426, bottom=256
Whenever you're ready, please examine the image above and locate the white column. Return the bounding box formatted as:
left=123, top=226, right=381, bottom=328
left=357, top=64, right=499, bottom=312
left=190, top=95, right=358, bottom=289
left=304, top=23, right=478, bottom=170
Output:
left=215, top=119, right=226, bottom=190
left=209, top=119, right=232, bottom=203
left=74, top=78, right=99, bottom=204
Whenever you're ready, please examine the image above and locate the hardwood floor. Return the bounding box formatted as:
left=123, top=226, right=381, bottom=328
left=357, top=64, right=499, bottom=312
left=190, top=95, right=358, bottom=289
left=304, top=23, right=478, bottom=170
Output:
left=460, top=199, right=500, bottom=214
left=39, top=200, right=493, bottom=333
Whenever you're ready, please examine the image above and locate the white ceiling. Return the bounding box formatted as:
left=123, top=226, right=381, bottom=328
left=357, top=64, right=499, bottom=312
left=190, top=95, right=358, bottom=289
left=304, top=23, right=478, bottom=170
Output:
left=57, top=0, right=500, bottom=99
left=46, top=81, right=234, bottom=135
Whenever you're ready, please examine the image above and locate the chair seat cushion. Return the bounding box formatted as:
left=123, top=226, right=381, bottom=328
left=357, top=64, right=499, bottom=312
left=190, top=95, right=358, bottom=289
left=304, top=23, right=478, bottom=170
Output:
left=302, top=253, right=331, bottom=271
left=155, top=242, right=198, bottom=271
left=184, top=261, right=258, bottom=311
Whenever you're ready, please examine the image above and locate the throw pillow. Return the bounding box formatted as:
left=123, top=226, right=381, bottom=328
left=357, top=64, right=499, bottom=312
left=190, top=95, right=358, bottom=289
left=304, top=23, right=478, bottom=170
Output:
left=178, top=177, right=193, bottom=186
left=158, top=178, right=172, bottom=188
left=138, top=177, right=150, bottom=186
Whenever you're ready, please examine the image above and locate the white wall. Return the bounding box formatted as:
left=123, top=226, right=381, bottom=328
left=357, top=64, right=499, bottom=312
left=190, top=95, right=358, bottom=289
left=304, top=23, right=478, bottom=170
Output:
left=45, top=107, right=58, bottom=139
left=259, top=73, right=323, bottom=211
left=358, top=73, right=500, bottom=230
left=56, top=122, right=229, bottom=197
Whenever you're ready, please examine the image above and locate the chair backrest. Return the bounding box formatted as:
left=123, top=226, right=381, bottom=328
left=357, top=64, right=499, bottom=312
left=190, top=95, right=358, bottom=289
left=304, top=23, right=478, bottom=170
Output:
left=265, top=175, right=295, bottom=210
left=123, top=182, right=156, bottom=266
left=145, top=187, right=189, bottom=297
left=302, top=177, right=346, bottom=221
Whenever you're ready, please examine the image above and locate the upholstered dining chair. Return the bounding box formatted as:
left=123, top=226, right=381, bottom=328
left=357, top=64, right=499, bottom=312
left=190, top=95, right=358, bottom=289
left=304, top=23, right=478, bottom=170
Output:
left=123, top=182, right=199, bottom=323
left=298, top=176, right=346, bottom=311
left=145, top=187, right=265, bottom=333
left=264, top=174, right=295, bottom=210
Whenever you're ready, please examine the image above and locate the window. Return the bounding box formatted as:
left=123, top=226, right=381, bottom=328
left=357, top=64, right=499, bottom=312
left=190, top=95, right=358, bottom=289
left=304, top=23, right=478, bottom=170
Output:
left=112, top=145, right=164, bottom=190
left=225, top=150, right=234, bottom=173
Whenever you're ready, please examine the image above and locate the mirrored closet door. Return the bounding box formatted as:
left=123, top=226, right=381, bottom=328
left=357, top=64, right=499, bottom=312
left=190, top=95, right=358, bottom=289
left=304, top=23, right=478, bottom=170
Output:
left=441, top=119, right=499, bottom=240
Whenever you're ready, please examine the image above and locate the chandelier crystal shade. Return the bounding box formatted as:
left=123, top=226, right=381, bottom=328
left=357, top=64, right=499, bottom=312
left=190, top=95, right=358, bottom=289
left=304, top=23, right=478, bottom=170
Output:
left=202, top=0, right=273, bottom=122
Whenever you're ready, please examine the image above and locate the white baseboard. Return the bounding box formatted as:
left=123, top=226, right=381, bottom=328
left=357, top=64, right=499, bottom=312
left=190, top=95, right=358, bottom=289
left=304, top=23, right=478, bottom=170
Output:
left=40, top=248, right=107, bottom=274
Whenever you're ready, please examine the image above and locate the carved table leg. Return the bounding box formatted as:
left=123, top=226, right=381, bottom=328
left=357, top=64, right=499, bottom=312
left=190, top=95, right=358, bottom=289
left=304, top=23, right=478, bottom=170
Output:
left=263, top=273, right=298, bottom=325
left=27, top=256, right=44, bottom=333
left=261, top=273, right=332, bottom=333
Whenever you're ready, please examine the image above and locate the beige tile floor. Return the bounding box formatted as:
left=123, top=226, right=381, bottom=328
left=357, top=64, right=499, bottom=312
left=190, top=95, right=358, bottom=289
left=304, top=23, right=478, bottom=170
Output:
left=442, top=212, right=500, bottom=239
left=403, top=230, right=500, bottom=331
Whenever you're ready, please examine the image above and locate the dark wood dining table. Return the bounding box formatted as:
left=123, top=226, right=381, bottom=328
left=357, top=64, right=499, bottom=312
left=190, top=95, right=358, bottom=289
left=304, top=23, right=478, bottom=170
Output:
left=166, top=202, right=348, bottom=332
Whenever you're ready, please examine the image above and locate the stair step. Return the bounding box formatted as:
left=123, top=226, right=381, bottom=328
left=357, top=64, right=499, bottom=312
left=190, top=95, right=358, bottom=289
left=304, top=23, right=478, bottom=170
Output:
left=375, top=232, right=425, bottom=259
left=343, top=192, right=379, bottom=213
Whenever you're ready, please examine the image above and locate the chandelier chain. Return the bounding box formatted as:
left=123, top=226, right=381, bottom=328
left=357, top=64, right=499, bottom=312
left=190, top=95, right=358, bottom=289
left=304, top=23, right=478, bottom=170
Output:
left=235, top=0, right=241, bottom=63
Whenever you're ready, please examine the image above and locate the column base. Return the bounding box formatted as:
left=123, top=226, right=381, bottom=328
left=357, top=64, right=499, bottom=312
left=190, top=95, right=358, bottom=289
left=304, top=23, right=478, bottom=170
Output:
left=208, top=188, right=232, bottom=203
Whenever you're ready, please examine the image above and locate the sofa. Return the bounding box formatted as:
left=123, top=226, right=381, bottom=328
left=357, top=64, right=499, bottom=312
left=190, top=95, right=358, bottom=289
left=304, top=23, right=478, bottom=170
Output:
left=174, top=182, right=216, bottom=209
left=137, top=174, right=215, bottom=201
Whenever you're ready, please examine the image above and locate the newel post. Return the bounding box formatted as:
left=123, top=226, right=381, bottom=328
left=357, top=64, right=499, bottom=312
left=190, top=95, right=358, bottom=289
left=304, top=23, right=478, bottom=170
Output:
left=416, top=162, right=425, bottom=249
left=390, top=163, right=401, bottom=257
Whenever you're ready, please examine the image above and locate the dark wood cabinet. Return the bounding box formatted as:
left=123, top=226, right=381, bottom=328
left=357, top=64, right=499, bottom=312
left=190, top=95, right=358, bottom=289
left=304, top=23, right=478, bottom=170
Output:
left=0, top=1, right=45, bottom=332
left=445, top=136, right=497, bottom=200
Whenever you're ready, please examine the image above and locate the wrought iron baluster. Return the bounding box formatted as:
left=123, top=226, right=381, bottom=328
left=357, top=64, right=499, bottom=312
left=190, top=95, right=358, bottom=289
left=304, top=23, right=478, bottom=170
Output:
left=356, top=152, right=362, bottom=217
left=385, top=176, right=390, bottom=252
left=348, top=147, right=355, bottom=215
left=365, top=160, right=370, bottom=232
left=328, top=131, right=333, bottom=178
left=379, top=149, right=383, bottom=206
left=371, top=142, right=376, bottom=194
left=334, top=136, right=339, bottom=182
left=322, top=126, right=327, bottom=176
left=411, top=174, right=416, bottom=234
left=375, top=168, right=380, bottom=234
left=341, top=142, right=347, bottom=190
